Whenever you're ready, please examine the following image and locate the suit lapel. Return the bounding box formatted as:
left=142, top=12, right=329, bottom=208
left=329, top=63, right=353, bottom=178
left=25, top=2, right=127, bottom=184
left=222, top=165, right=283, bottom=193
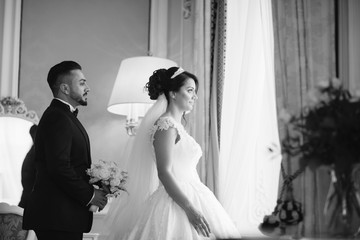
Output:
left=50, top=100, right=91, bottom=164
left=72, top=116, right=91, bottom=160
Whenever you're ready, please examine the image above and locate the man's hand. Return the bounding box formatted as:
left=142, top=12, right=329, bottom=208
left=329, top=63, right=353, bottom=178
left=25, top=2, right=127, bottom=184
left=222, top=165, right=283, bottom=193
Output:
left=90, top=188, right=108, bottom=211
left=101, top=184, right=111, bottom=195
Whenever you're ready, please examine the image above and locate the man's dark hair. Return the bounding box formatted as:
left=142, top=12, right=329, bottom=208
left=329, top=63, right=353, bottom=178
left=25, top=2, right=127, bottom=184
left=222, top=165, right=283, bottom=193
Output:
left=47, top=61, right=82, bottom=94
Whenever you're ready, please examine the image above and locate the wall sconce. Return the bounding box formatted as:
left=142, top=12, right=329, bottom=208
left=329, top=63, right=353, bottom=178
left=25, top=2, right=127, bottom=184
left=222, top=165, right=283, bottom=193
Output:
left=107, top=56, right=177, bottom=136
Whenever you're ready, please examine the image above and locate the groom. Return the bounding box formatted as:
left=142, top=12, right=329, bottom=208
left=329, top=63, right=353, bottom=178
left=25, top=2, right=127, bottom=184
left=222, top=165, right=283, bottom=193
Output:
left=23, top=61, right=108, bottom=240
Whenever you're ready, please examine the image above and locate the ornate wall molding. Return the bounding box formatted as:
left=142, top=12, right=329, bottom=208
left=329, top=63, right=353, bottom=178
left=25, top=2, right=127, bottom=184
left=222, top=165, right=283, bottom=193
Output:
left=183, top=0, right=192, bottom=19
left=0, top=96, right=39, bottom=124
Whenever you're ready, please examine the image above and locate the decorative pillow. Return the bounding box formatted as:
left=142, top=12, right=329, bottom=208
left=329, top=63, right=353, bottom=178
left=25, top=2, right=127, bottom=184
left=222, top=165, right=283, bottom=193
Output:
left=0, top=213, right=28, bottom=240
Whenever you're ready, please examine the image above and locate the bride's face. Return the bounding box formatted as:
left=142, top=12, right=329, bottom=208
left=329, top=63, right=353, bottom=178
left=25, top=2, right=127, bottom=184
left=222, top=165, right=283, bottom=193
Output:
left=173, top=78, right=198, bottom=112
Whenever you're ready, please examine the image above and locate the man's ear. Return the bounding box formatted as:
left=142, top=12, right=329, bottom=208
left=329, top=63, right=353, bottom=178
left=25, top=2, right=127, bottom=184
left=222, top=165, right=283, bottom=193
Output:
left=59, top=83, right=70, bottom=95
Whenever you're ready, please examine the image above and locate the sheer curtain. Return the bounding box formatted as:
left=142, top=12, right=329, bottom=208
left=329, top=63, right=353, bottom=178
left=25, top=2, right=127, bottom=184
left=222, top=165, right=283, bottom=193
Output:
left=190, top=0, right=226, bottom=195
left=190, top=0, right=212, bottom=189
left=272, top=0, right=336, bottom=236
left=218, top=0, right=281, bottom=236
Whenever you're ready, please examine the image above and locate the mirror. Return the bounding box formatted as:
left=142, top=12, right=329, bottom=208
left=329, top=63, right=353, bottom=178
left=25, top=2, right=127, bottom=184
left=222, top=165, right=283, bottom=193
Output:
left=0, top=96, right=39, bottom=205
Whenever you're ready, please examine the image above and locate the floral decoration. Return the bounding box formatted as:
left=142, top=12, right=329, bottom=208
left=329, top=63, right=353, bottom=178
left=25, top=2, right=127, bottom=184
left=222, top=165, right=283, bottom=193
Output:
left=277, top=78, right=360, bottom=236
left=86, top=159, right=128, bottom=198
left=278, top=78, right=360, bottom=173
left=0, top=96, right=39, bottom=124
left=86, top=159, right=128, bottom=211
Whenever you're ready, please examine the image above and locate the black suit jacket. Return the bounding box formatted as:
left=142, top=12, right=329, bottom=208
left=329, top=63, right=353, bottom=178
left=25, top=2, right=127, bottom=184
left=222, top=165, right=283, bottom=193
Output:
left=18, top=144, right=36, bottom=208
left=23, top=99, right=94, bottom=233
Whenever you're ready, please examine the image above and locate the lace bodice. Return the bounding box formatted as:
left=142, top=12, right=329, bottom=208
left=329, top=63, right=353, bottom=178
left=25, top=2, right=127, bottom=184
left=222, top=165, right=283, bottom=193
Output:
left=149, top=116, right=202, bottom=182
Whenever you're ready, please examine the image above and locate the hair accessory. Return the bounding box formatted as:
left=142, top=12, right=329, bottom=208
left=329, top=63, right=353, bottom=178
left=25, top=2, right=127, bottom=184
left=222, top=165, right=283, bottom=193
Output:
left=170, top=67, right=185, bottom=79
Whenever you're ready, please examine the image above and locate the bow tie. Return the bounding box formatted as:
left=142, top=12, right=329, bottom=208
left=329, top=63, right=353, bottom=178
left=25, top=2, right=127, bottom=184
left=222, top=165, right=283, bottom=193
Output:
left=72, top=108, right=79, bottom=117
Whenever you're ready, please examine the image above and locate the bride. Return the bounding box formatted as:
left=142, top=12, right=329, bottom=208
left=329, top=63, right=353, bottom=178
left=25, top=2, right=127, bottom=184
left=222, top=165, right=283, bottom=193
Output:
left=104, top=67, right=241, bottom=239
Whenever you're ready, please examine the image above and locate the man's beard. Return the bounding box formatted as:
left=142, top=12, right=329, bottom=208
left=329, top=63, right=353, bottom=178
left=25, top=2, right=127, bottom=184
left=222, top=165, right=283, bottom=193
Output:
left=71, top=93, right=88, bottom=106
left=78, top=98, right=87, bottom=106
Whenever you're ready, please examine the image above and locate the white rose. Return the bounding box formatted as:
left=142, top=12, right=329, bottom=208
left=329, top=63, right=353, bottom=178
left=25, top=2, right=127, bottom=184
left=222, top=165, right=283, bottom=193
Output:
left=306, top=89, right=320, bottom=107
left=110, top=178, right=121, bottom=187
left=98, top=168, right=111, bottom=180
left=317, top=80, right=330, bottom=89
left=278, top=108, right=292, bottom=124
left=90, top=170, right=101, bottom=179
left=330, top=77, right=342, bottom=89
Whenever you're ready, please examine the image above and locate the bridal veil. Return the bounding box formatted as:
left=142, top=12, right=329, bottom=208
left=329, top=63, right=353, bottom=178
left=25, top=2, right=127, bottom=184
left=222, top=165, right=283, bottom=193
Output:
left=104, top=94, right=167, bottom=240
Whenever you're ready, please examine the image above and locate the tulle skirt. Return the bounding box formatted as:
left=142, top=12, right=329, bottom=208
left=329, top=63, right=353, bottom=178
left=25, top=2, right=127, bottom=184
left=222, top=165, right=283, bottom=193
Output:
left=107, top=180, right=241, bottom=240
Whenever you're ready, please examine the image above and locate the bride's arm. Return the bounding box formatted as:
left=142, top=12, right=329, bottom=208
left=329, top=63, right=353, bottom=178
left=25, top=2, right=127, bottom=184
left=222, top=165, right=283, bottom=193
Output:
left=153, top=128, right=211, bottom=237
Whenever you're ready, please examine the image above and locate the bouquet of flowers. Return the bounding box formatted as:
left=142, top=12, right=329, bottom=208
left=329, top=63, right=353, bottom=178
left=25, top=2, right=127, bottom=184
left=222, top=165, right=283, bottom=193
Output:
left=86, top=159, right=128, bottom=212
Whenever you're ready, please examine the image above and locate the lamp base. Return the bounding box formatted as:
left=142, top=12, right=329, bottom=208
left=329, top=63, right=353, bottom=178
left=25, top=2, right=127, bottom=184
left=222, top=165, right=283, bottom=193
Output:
left=125, top=118, right=138, bottom=136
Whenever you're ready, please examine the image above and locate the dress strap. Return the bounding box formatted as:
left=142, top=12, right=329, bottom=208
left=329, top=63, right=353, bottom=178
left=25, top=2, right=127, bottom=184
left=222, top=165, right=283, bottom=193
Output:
left=149, top=116, right=183, bottom=143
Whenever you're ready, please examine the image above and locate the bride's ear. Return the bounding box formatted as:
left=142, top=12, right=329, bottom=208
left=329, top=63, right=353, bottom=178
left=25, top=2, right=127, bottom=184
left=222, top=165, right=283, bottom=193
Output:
left=169, top=91, right=176, bottom=100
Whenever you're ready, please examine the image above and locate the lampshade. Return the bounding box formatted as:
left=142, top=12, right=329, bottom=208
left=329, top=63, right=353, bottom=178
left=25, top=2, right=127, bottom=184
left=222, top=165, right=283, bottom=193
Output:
left=107, top=56, right=177, bottom=118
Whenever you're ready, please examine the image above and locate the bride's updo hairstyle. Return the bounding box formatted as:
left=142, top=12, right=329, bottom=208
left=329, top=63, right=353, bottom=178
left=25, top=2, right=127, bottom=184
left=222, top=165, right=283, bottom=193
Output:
left=145, top=66, right=199, bottom=103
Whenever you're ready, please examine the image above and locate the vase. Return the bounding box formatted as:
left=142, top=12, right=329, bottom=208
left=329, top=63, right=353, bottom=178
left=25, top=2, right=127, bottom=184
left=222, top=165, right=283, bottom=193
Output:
left=324, top=168, right=360, bottom=237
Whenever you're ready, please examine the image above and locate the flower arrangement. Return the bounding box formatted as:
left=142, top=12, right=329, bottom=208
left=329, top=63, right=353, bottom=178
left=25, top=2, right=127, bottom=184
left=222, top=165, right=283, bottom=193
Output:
left=277, top=78, right=360, bottom=236
left=86, top=159, right=128, bottom=212
left=279, top=78, right=360, bottom=173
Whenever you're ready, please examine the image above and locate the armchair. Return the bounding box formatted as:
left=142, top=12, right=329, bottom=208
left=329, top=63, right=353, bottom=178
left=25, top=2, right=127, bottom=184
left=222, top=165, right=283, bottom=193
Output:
left=0, top=202, right=36, bottom=240
left=0, top=97, right=39, bottom=205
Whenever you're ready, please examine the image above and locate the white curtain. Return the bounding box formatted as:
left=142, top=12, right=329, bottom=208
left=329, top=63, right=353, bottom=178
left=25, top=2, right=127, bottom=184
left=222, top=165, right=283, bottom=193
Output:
left=218, top=0, right=281, bottom=236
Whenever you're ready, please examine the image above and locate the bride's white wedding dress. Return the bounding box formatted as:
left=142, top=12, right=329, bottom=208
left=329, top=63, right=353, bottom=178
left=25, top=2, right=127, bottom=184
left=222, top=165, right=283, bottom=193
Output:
left=122, top=116, right=241, bottom=240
